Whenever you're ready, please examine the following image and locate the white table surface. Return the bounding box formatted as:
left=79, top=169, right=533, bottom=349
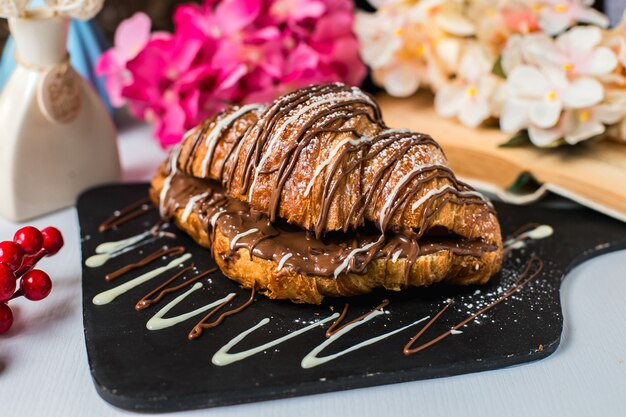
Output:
left=1, top=121, right=625, bottom=417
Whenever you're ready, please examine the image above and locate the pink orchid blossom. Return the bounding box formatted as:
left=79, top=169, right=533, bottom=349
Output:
left=97, top=0, right=366, bottom=147
left=95, top=12, right=152, bottom=106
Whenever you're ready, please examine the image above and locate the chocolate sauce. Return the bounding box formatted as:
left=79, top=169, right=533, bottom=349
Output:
left=403, top=256, right=544, bottom=355
left=105, top=246, right=186, bottom=281
left=326, top=299, right=389, bottom=337
left=161, top=173, right=497, bottom=278
left=135, top=266, right=217, bottom=311
left=98, top=197, right=153, bottom=232
left=188, top=282, right=256, bottom=340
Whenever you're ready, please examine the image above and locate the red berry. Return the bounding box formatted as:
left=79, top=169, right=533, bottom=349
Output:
left=0, top=241, right=24, bottom=270
left=20, top=269, right=52, bottom=301
left=14, top=226, right=43, bottom=255
left=0, top=303, right=13, bottom=334
left=41, top=227, right=64, bottom=256
left=0, top=263, right=16, bottom=302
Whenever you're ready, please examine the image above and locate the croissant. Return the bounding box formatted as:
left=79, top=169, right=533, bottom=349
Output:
left=150, top=83, right=503, bottom=304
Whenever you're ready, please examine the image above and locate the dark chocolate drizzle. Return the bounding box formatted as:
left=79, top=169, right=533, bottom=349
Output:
left=326, top=299, right=390, bottom=338
left=99, top=197, right=154, bottom=232
left=105, top=246, right=186, bottom=282
left=135, top=266, right=217, bottom=311
left=188, top=282, right=256, bottom=340
left=403, top=256, right=544, bottom=355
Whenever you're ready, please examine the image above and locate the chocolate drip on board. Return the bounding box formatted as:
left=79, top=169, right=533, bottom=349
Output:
left=105, top=246, right=186, bottom=282
left=188, top=282, right=256, bottom=340
left=136, top=266, right=217, bottom=311
left=98, top=197, right=154, bottom=232
left=326, top=299, right=390, bottom=337
left=403, top=256, right=544, bottom=355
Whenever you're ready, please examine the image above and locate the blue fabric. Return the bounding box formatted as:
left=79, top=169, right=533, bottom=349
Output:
left=0, top=19, right=113, bottom=112
left=605, top=0, right=626, bottom=27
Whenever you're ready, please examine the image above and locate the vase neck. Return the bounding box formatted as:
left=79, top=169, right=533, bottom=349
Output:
left=9, top=15, right=69, bottom=68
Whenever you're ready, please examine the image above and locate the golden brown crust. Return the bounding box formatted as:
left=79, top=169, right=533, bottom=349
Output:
left=152, top=84, right=503, bottom=304
left=150, top=169, right=501, bottom=304
left=173, top=85, right=501, bottom=248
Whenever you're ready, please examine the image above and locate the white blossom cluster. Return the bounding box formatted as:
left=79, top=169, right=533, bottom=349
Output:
left=355, top=0, right=626, bottom=147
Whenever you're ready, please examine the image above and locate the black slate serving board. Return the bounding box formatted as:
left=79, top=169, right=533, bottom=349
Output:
left=78, top=184, right=626, bottom=412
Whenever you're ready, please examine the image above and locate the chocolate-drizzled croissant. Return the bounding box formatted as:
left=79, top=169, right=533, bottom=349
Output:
left=151, top=84, right=503, bottom=304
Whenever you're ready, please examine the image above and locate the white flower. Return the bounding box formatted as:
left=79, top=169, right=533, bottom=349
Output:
left=529, top=26, right=617, bottom=76
left=356, top=5, right=456, bottom=97
left=410, top=0, right=475, bottom=36
left=435, top=44, right=498, bottom=128
left=372, top=62, right=424, bottom=97
left=604, top=88, right=626, bottom=142
left=601, top=10, right=626, bottom=85
left=354, top=11, right=404, bottom=70
left=536, top=0, right=609, bottom=35
left=528, top=104, right=623, bottom=146
left=500, top=65, right=604, bottom=133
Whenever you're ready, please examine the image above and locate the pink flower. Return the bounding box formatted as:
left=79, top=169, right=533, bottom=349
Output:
left=95, top=12, right=153, bottom=106
left=97, top=0, right=365, bottom=147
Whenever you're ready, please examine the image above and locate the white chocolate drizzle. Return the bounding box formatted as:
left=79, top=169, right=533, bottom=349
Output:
left=230, top=228, right=259, bottom=251
left=378, top=165, right=428, bottom=230
left=303, top=134, right=376, bottom=197
left=334, top=236, right=384, bottom=277
left=248, top=95, right=352, bottom=200
left=146, top=282, right=236, bottom=330
left=200, top=104, right=264, bottom=177
left=301, top=310, right=430, bottom=369
left=276, top=253, right=293, bottom=271
left=210, top=209, right=226, bottom=227
left=160, top=144, right=183, bottom=217
left=85, top=230, right=156, bottom=268
left=504, top=224, right=554, bottom=250
left=410, top=184, right=453, bottom=212
left=211, top=313, right=340, bottom=366
left=92, top=253, right=192, bottom=305
left=182, top=192, right=209, bottom=222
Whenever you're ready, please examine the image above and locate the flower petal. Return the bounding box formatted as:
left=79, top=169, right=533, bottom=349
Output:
left=556, top=26, right=601, bottom=56
left=595, top=103, right=625, bottom=125
left=500, top=97, right=530, bottom=133
left=576, top=8, right=609, bottom=28
left=580, top=47, right=618, bottom=76
left=115, top=12, right=152, bottom=60
left=459, top=98, right=490, bottom=128
left=435, top=84, right=465, bottom=117
left=436, top=10, right=475, bottom=36
left=565, top=120, right=605, bottom=144
left=215, top=0, right=262, bottom=34
left=381, top=63, right=421, bottom=97
left=528, top=125, right=562, bottom=147
left=562, top=77, right=604, bottom=108
left=538, top=11, right=571, bottom=36
left=507, top=65, right=547, bottom=98
left=529, top=99, right=562, bottom=128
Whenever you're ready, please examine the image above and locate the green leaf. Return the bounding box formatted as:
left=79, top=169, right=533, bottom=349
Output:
left=492, top=55, right=506, bottom=79
left=499, top=130, right=530, bottom=147
left=508, top=172, right=541, bottom=193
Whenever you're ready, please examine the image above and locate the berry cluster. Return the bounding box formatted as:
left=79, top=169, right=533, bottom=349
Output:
left=0, top=226, right=64, bottom=334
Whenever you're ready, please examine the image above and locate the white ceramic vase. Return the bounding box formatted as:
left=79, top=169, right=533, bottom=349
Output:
left=0, top=10, right=120, bottom=222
